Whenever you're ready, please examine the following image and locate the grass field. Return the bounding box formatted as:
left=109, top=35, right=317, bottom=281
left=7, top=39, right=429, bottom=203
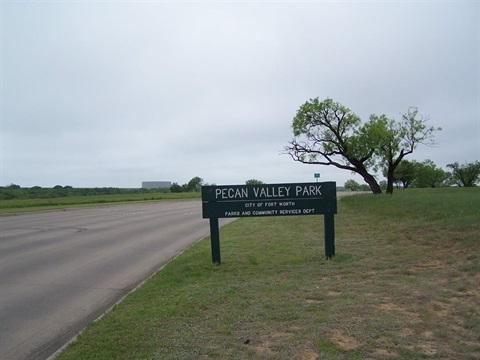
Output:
left=55, top=188, right=479, bottom=359
left=0, top=192, right=201, bottom=213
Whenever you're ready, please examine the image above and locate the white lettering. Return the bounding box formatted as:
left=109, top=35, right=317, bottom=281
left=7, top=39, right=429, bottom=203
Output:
left=264, top=202, right=277, bottom=207
left=224, top=211, right=240, bottom=216
left=310, top=185, right=322, bottom=196
left=217, top=187, right=248, bottom=200
left=279, top=209, right=302, bottom=215
left=295, top=186, right=302, bottom=196
left=221, top=188, right=228, bottom=199
left=252, top=186, right=291, bottom=199
left=295, top=185, right=322, bottom=197
left=252, top=210, right=278, bottom=216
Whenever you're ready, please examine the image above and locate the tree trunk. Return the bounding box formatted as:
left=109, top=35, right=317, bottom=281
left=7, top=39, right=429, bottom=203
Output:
left=348, top=159, right=382, bottom=194
left=386, top=166, right=395, bottom=194
left=359, top=169, right=382, bottom=194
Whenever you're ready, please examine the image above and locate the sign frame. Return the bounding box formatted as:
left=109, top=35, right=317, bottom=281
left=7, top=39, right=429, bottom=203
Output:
left=201, top=181, right=337, bottom=264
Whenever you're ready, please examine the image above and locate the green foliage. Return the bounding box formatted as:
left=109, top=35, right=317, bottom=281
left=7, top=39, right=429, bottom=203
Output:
left=379, top=179, right=387, bottom=191
left=371, top=107, right=440, bottom=194
left=447, top=161, right=480, bottom=187
left=170, top=182, right=183, bottom=193
left=245, top=179, right=264, bottom=185
left=1, top=177, right=207, bottom=202
left=285, top=97, right=381, bottom=194
left=343, top=179, right=370, bottom=191
left=290, top=98, right=366, bottom=160
left=184, top=176, right=204, bottom=192
left=169, top=176, right=204, bottom=193
left=387, top=159, right=419, bottom=189
left=292, top=98, right=361, bottom=137
left=285, top=99, right=441, bottom=195
left=0, top=185, right=136, bottom=201
left=413, top=160, right=451, bottom=188
left=344, top=179, right=361, bottom=191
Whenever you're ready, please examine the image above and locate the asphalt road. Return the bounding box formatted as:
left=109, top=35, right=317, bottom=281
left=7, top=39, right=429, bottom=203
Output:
left=0, top=201, right=232, bottom=360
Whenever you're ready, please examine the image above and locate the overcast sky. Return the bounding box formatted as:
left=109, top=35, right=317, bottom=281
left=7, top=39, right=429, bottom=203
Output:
left=1, top=0, right=478, bottom=188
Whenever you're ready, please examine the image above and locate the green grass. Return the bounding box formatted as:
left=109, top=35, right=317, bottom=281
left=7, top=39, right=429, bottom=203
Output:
left=0, top=192, right=201, bottom=213
left=56, top=187, right=480, bottom=359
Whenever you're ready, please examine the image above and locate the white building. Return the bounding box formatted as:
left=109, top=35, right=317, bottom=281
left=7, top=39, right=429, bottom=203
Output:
left=141, top=181, right=172, bottom=189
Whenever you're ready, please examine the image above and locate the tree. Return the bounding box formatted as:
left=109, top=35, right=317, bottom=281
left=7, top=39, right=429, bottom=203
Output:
left=170, top=182, right=183, bottom=193
left=246, top=179, right=264, bottom=185
left=414, top=160, right=450, bottom=188
left=447, top=161, right=480, bottom=187
left=284, top=98, right=382, bottom=194
left=383, top=159, right=418, bottom=189
left=184, top=176, right=204, bottom=192
left=344, top=179, right=361, bottom=191
left=371, top=107, right=440, bottom=194
left=379, top=180, right=387, bottom=191
left=1, top=184, right=21, bottom=200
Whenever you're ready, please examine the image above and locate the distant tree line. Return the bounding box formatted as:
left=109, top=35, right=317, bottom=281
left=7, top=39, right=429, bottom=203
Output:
left=2, top=176, right=236, bottom=200
left=169, top=178, right=266, bottom=193
left=5, top=159, right=476, bottom=201
left=343, top=160, right=480, bottom=191
left=0, top=184, right=170, bottom=201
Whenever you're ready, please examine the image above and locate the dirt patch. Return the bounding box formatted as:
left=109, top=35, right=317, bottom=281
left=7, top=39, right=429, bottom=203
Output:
left=421, top=330, right=434, bottom=339
left=417, top=342, right=438, bottom=356
left=327, top=290, right=341, bottom=296
left=430, top=300, right=450, bottom=317
left=374, top=348, right=398, bottom=356
left=399, top=327, right=414, bottom=337
left=295, top=342, right=318, bottom=360
left=255, top=332, right=320, bottom=359
left=255, top=332, right=294, bottom=356
left=378, top=302, right=422, bottom=324
left=378, top=303, right=404, bottom=312
left=329, top=329, right=361, bottom=351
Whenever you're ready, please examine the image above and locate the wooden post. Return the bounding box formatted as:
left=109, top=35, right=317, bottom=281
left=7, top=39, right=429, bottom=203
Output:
left=209, top=217, right=221, bottom=264
left=324, top=213, right=335, bottom=259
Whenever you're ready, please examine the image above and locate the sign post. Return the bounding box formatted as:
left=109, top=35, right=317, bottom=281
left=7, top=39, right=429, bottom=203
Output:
left=324, top=213, right=335, bottom=258
left=202, top=181, right=337, bottom=264
left=209, top=217, right=221, bottom=264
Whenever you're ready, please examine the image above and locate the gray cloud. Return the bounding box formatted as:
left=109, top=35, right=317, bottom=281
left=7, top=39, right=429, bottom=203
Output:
left=2, top=1, right=478, bottom=188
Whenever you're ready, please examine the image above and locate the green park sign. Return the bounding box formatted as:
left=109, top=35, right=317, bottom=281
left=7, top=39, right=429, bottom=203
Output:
left=202, top=181, right=337, bottom=264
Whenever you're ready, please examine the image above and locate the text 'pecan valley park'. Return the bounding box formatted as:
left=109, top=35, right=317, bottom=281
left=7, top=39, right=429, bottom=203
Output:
left=214, top=184, right=324, bottom=200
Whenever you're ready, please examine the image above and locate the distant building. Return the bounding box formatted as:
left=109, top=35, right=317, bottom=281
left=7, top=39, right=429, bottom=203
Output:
left=142, top=181, right=172, bottom=189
